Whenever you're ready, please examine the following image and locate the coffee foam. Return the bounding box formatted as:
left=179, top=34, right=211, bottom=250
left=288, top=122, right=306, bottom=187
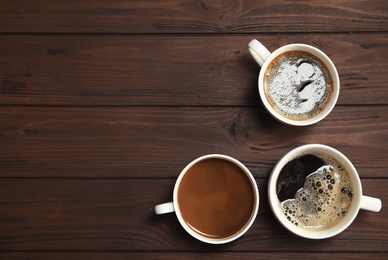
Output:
left=264, top=51, right=333, bottom=121
left=280, top=154, right=353, bottom=231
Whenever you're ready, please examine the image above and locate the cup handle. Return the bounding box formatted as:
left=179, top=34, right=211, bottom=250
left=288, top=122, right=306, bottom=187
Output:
left=154, top=201, right=175, bottom=215
left=360, top=195, right=382, bottom=212
left=248, top=39, right=271, bottom=67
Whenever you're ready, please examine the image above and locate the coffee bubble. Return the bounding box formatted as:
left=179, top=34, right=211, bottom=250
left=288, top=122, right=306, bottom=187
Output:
left=279, top=154, right=354, bottom=231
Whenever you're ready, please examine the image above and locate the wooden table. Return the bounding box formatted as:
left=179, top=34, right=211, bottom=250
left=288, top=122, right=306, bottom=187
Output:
left=1, top=1, right=387, bottom=259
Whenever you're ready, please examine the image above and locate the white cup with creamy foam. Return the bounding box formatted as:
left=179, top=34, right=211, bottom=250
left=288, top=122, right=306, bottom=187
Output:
left=154, top=154, right=260, bottom=244
left=268, top=144, right=382, bottom=239
left=248, top=39, right=340, bottom=126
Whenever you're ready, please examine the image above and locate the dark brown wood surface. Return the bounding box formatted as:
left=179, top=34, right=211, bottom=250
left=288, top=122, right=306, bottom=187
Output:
left=1, top=34, right=387, bottom=106
left=1, top=0, right=387, bottom=33
left=1, top=0, right=387, bottom=259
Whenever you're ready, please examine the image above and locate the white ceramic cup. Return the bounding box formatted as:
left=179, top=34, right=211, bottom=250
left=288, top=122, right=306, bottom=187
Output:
left=268, top=144, right=382, bottom=239
left=248, top=39, right=340, bottom=126
left=154, top=154, right=260, bottom=244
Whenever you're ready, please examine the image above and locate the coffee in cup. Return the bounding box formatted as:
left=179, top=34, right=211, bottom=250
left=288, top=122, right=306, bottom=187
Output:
left=248, top=39, right=340, bottom=126
left=277, top=153, right=354, bottom=231
left=154, top=154, right=259, bottom=244
left=268, top=144, right=382, bottom=239
left=264, top=51, right=333, bottom=121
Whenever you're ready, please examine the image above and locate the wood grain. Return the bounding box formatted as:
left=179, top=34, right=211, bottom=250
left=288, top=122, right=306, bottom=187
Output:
left=1, top=252, right=386, bottom=260
left=1, top=106, right=387, bottom=178
left=0, top=178, right=386, bottom=252
left=0, top=0, right=387, bottom=33
left=1, top=34, right=387, bottom=106
left=1, top=0, right=387, bottom=257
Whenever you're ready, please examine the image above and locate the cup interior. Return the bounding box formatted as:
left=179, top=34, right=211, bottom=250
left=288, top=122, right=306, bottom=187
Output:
left=258, top=44, right=340, bottom=126
left=268, top=144, right=362, bottom=239
left=172, top=154, right=259, bottom=244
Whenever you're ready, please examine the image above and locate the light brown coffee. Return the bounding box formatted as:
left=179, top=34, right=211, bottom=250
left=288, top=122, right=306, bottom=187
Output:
left=264, top=50, right=333, bottom=121
left=177, top=158, right=255, bottom=239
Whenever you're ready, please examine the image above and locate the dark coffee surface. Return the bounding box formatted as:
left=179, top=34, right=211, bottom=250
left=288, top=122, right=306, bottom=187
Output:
left=276, top=154, right=325, bottom=202
left=178, top=158, right=255, bottom=239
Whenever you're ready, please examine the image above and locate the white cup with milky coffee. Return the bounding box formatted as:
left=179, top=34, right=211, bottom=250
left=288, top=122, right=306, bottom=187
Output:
left=248, top=39, right=340, bottom=126
left=268, top=144, right=382, bottom=239
left=154, top=154, right=259, bottom=244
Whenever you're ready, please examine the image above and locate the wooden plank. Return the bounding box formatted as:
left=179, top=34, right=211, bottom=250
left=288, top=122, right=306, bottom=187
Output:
left=0, top=252, right=386, bottom=260
left=1, top=107, right=387, bottom=178
left=0, top=178, right=386, bottom=251
left=1, top=34, right=387, bottom=106
left=0, top=0, right=387, bottom=33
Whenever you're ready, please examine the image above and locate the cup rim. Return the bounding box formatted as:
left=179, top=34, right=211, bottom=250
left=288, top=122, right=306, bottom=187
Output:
left=172, top=154, right=260, bottom=244
left=268, top=144, right=362, bottom=239
left=258, top=43, right=340, bottom=126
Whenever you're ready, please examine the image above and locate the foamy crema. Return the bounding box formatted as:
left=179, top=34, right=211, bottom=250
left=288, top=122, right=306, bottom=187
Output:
left=280, top=153, right=354, bottom=231
left=268, top=144, right=381, bottom=239
left=264, top=51, right=333, bottom=121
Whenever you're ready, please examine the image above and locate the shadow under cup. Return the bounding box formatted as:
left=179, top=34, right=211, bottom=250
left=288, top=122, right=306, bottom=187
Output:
left=268, top=144, right=363, bottom=239
left=174, top=155, right=259, bottom=244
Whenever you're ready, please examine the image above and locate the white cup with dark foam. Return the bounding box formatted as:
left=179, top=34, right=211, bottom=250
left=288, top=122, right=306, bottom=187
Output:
left=268, top=144, right=382, bottom=239
left=248, top=39, right=340, bottom=126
